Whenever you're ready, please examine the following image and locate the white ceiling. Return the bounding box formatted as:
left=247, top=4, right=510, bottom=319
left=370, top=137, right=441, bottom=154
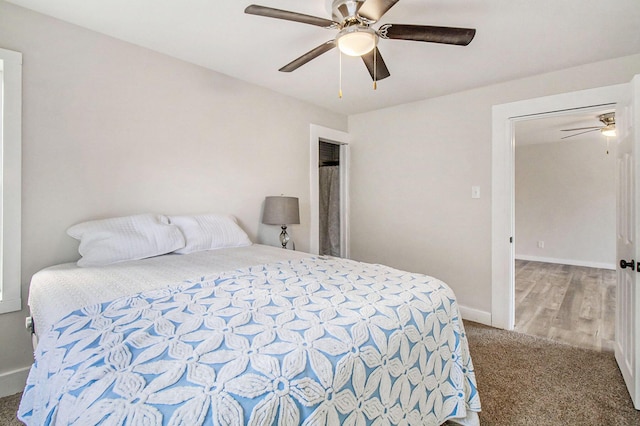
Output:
left=6, top=0, right=640, bottom=115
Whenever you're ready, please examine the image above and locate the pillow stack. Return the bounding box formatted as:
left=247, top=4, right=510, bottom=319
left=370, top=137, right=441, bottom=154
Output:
left=67, top=213, right=252, bottom=267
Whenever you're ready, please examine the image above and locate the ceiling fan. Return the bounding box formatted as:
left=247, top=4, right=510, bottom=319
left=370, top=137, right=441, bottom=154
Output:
left=561, top=112, right=616, bottom=139
left=244, top=0, right=476, bottom=83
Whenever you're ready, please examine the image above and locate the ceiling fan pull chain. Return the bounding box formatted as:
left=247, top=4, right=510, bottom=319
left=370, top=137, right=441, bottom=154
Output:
left=339, top=51, right=343, bottom=99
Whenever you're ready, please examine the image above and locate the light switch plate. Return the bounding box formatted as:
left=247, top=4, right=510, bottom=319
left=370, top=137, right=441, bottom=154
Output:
left=471, top=186, right=480, bottom=199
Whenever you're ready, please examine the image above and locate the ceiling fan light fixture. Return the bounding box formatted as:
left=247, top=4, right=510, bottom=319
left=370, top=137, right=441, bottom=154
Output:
left=337, top=26, right=377, bottom=56
left=601, top=125, right=616, bottom=137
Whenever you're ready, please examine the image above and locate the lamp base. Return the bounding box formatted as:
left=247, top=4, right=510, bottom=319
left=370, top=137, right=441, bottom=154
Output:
left=279, top=225, right=290, bottom=249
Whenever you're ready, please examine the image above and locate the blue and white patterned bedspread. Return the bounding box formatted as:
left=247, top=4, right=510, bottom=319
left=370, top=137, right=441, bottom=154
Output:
left=19, top=256, right=480, bottom=425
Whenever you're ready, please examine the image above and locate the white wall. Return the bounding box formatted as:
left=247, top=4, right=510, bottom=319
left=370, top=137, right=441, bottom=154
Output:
left=515, top=138, right=616, bottom=268
left=0, top=2, right=346, bottom=394
left=348, top=53, right=640, bottom=321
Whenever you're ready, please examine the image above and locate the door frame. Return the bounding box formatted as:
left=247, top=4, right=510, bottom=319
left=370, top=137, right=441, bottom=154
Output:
left=0, top=47, right=22, bottom=315
left=310, top=124, right=350, bottom=257
left=491, top=84, right=627, bottom=330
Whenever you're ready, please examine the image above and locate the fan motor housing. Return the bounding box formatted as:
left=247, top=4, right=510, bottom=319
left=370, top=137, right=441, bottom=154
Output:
left=599, top=112, right=615, bottom=126
left=331, top=0, right=365, bottom=23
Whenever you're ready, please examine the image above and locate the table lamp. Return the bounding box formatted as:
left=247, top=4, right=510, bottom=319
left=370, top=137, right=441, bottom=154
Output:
left=262, top=196, right=300, bottom=249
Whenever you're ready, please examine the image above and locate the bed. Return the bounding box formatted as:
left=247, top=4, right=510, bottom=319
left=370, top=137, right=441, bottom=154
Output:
left=18, top=214, right=481, bottom=425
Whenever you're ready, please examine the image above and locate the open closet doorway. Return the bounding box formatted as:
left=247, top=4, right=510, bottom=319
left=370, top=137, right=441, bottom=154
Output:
left=309, top=124, right=350, bottom=258
left=319, top=141, right=342, bottom=256
left=512, top=107, right=617, bottom=352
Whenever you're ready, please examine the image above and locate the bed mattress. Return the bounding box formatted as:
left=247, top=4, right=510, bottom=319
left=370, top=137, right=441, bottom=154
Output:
left=28, top=244, right=311, bottom=336
left=21, top=245, right=481, bottom=425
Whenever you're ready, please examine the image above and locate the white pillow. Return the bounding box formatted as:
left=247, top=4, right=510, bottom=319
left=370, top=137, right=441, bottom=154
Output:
left=67, top=214, right=186, bottom=267
left=169, top=213, right=252, bottom=254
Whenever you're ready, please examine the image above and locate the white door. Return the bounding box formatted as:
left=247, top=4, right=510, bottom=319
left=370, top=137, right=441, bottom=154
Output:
left=615, top=74, right=640, bottom=409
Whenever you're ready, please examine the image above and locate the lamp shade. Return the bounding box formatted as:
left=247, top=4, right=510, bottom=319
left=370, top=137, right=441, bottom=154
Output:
left=262, top=196, right=300, bottom=225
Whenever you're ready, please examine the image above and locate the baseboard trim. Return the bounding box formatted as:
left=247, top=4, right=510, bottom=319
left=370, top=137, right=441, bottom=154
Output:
left=515, top=255, right=615, bottom=270
left=459, top=305, right=491, bottom=326
left=0, top=366, right=29, bottom=398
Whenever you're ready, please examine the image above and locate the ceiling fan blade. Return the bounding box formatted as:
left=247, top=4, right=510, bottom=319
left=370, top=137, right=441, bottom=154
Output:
left=358, top=0, right=400, bottom=23
left=361, top=47, right=391, bottom=81
left=244, top=5, right=338, bottom=28
left=561, top=126, right=602, bottom=132
left=379, top=24, right=476, bottom=46
left=279, top=41, right=336, bottom=73
left=561, top=129, right=600, bottom=139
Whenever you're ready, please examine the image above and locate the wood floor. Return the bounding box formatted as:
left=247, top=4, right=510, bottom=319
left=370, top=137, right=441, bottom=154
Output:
left=514, top=260, right=616, bottom=352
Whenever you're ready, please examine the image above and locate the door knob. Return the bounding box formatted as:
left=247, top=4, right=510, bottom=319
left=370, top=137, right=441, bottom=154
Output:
left=620, top=259, right=635, bottom=269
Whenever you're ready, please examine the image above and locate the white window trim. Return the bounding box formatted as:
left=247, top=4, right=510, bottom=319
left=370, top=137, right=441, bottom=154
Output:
left=0, top=47, right=22, bottom=314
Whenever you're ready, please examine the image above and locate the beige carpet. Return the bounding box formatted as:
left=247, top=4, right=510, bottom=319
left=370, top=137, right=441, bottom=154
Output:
left=2, top=322, right=639, bottom=425
left=465, top=321, right=640, bottom=425
left=0, top=392, right=22, bottom=426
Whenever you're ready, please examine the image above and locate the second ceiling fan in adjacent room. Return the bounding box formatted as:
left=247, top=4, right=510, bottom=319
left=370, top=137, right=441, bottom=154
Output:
left=561, top=112, right=616, bottom=139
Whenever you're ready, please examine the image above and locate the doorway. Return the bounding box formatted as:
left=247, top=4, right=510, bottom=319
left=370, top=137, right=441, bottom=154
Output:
left=491, top=84, right=627, bottom=330
left=309, top=124, right=350, bottom=257
left=319, top=141, right=342, bottom=256
left=512, top=109, right=617, bottom=350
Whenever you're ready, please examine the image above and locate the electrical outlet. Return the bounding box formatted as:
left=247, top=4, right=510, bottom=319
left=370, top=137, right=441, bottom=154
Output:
left=537, top=240, right=544, bottom=248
